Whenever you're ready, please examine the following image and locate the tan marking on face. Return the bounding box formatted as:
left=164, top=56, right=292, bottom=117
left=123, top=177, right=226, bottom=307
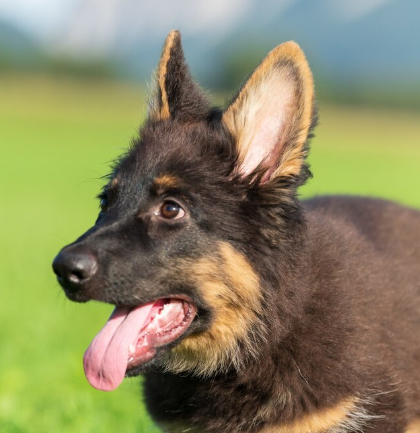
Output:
left=222, top=41, right=314, bottom=179
left=156, top=30, right=179, bottom=120
left=110, top=177, right=119, bottom=189
left=154, top=174, right=180, bottom=190
left=259, top=398, right=356, bottom=433
left=164, top=242, right=264, bottom=376
left=406, top=419, right=420, bottom=433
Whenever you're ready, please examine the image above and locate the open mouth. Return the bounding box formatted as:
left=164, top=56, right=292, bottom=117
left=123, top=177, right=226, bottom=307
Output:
left=83, top=298, right=196, bottom=391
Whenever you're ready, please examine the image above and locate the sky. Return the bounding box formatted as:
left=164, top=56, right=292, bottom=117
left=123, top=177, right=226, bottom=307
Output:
left=326, top=0, right=395, bottom=20
left=0, top=0, right=80, bottom=39
left=0, top=0, right=396, bottom=48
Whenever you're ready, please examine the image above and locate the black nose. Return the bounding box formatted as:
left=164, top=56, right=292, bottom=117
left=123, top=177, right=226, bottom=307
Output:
left=52, top=245, right=98, bottom=291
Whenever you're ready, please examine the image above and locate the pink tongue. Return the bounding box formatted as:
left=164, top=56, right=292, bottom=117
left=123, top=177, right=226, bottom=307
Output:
left=83, top=302, right=155, bottom=391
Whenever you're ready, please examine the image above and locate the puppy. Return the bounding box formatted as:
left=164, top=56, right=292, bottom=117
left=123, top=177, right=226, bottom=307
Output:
left=53, top=30, right=420, bottom=433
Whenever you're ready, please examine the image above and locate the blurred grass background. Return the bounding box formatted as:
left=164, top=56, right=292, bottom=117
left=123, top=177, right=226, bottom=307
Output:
left=2, top=1, right=420, bottom=432
left=1, top=70, right=419, bottom=432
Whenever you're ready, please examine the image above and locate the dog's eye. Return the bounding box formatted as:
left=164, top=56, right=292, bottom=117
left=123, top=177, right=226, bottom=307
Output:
left=159, top=201, right=185, bottom=220
left=100, top=197, right=109, bottom=212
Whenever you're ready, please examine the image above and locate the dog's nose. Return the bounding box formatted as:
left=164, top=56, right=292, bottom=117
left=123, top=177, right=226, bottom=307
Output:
left=52, top=245, right=98, bottom=291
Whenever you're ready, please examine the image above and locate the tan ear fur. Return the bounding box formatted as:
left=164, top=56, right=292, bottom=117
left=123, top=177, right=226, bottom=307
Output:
left=149, top=30, right=180, bottom=121
left=222, top=41, right=314, bottom=181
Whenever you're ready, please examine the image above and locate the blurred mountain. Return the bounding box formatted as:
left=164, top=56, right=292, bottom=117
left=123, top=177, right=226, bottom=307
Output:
left=0, top=18, right=116, bottom=78
left=0, top=20, right=43, bottom=69
left=53, top=0, right=420, bottom=86
left=2, top=0, right=419, bottom=106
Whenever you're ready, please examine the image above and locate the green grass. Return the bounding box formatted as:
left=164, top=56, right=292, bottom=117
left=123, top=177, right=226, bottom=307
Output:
left=1, top=74, right=419, bottom=433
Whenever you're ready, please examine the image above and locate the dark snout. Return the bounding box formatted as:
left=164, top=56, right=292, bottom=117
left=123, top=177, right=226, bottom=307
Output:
left=52, top=244, right=98, bottom=300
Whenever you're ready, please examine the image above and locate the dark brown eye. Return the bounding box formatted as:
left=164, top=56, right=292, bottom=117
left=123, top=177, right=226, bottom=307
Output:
left=159, top=201, right=185, bottom=220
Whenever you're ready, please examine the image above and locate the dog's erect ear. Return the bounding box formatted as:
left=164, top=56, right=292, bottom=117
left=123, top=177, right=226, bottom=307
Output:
left=222, top=42, right=315, bottom=183
left=149, top=30, right=210, bottom=121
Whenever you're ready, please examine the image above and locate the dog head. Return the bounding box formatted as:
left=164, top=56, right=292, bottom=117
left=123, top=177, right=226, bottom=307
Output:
left=53, top=30, right=316, bottom=391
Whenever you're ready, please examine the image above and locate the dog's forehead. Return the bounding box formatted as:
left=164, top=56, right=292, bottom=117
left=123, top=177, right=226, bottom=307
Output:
left=111, top=119, right=233, bottom=198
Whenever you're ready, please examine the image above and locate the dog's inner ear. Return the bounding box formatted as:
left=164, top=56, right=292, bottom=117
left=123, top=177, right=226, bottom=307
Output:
left=149, top=30, right=210, bottom=122
left=222, top=42, right=315, bottom=183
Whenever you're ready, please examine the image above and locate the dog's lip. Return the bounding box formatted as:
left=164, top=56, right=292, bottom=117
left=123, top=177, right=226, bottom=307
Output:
left=115, top=293, right=196, bottom=310
left=162, top=293, right=196, bottom=305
